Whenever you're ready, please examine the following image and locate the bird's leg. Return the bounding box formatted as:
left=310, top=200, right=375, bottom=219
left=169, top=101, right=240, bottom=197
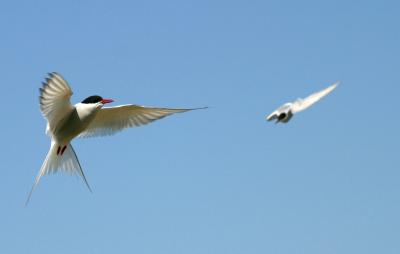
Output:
left=57, top=146, right=61, bottom=155
left=60, top=145, right=67, bottom=155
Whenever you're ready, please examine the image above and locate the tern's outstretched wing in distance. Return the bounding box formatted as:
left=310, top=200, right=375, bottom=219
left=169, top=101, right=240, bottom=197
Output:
left=291, top=81, right=339, bottom=114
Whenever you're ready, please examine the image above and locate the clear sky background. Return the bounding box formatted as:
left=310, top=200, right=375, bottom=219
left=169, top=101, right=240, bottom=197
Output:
left=0, top=0, right=399, bottom=253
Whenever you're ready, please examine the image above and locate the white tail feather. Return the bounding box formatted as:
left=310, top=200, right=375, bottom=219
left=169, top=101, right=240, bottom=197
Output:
left=25, top=141, right=91, bottom=205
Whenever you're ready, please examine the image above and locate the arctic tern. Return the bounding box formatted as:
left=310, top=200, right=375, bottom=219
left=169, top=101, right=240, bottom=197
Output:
left=266, top=81, right=339, bottom=123
left=26, top=72, right=206, bottom=204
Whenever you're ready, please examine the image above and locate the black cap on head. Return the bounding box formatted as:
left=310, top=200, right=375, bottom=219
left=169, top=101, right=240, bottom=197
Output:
left=81, top=95, right=103, bottom=104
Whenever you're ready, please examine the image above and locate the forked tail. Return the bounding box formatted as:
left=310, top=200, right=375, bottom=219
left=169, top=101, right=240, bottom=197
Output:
left=25, top=141, right=92, bottom=205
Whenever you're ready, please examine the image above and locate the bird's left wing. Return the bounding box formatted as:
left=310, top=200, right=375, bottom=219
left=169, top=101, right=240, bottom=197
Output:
left=79, top=105, right=207, bottom=138
left=291, top=81, right=339, bottom=114
left=39, top=72, right=74, bottom=134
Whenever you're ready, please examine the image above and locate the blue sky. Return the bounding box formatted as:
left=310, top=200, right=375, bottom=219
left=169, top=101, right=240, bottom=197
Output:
left=0, top=0, right=399, bottom=253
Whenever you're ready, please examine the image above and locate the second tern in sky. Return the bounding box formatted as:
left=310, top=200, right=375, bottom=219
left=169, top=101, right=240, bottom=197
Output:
left=27, top=72, right=206, bottom=204
left=266, top=81, right=339, bottom=123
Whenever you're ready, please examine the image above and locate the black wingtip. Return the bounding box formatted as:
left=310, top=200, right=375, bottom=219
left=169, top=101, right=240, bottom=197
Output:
left=193, top=106, right=209, bottom=110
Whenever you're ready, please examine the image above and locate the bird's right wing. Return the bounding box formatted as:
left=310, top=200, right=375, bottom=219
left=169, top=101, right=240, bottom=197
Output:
left=291, top=81, right=339, bottom=114
left=79, top=105, right=207, bottom=138
left=39, top=72, right=74, bottom=134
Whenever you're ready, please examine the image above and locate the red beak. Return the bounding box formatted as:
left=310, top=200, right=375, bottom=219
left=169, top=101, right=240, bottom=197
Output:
left=101, top=98, right=114, bottom=104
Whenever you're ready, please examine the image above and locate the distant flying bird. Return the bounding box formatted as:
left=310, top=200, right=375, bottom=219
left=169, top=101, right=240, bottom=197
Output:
left=26, top=72, right=206, bottom=204
left=266, top=81, right=339, bottom=123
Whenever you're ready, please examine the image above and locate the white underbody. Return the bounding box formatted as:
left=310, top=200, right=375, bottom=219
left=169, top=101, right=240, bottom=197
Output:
left=46, top=103, right=102, bottom=144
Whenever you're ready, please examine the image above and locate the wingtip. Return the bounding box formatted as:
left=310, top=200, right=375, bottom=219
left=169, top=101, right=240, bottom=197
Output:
left=48, top=72, right=59, bottom=77
left=196, top=106, right=209, bottom=110
left=187, top=106, right=209, bottom=111
left=332, top=80, right=341, bottom=88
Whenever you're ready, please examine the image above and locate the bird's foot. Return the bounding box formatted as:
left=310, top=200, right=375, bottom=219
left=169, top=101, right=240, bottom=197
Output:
left=56, top=145, right=67, bottom=156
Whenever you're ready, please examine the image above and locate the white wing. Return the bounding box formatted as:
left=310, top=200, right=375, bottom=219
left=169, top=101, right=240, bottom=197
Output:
left=291, top=81, right=339, bottom=114
left=79, top=105, right=207, bottom=138
left=39, top=72, right=74, bottom=134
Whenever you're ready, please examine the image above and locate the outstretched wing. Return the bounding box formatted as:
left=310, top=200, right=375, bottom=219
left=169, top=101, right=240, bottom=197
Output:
left=291, top=81, right=339, bottom=114
left=39, top=72, right=74, bottom=134
left=79, top=105, right=207, bottom=138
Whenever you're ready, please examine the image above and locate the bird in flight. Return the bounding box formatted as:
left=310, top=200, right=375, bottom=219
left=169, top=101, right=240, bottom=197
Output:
left=266, top=81, right=339, bottom=124
left=26, top=72, right=206, bottom=204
